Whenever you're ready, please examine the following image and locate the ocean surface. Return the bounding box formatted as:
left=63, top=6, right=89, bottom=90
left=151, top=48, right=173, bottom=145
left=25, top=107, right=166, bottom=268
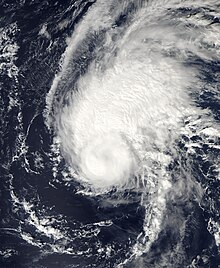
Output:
left=0, top=1, right=220, bottom=267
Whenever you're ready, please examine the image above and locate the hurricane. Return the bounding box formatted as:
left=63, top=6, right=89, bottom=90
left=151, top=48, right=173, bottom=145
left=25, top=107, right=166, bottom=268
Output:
left=44, top=0, right=220, bottom=265
left=48, top=0, right=202, bottom=189
left=1, top=0, right=220, bottom=267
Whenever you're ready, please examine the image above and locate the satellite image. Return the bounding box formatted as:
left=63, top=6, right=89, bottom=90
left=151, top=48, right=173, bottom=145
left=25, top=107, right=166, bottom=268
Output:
left=0, top=0, right=220, bottom=267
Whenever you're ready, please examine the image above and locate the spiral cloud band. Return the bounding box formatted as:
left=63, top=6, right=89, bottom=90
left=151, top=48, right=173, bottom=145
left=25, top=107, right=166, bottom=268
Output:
left=56, top=3, right=197, bottom=188
left=45, top=0, right=220, bottom=262
left=45, top=0, right=220, bottom=192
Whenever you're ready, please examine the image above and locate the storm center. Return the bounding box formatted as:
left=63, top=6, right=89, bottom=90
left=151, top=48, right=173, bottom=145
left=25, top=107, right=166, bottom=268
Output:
left=80, top=134, right=136, bottom=187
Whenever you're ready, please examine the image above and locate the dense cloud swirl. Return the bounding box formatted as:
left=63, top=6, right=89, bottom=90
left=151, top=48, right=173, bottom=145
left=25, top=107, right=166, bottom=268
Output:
left=45, top=0, right=220, bottom=265
left=55, top=1, right=199, bottom=190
